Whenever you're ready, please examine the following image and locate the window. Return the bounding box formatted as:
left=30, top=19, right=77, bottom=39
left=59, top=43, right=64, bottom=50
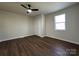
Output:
left=54, top=13, right=66, bottom=30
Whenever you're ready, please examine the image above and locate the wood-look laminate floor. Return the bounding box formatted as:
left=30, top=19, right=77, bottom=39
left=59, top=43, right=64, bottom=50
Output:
left=0, top=35, right=79, bottom=56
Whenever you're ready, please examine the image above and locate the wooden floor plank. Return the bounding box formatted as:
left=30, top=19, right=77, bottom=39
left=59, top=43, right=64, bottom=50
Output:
left=0, top=35, right=79, bottom=56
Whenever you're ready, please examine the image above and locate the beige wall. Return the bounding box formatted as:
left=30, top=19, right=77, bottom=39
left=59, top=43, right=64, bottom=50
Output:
left=0, top=10, right=33, bottom=41
left=33, top=14, right=45, bottom=37
left=45, top=4, right=79, bottom=44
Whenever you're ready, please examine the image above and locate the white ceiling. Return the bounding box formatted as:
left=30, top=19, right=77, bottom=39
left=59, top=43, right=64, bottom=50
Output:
left=0, top=2, right=77, bottom=16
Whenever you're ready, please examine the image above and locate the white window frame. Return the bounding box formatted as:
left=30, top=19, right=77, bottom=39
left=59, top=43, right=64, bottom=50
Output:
left=54, top=13, right=66, bottom=30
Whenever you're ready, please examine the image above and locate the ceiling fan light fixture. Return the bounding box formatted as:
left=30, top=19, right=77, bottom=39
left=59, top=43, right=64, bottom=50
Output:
left=27, top=9, right=32, bottom=13
left=21, top=4, right=39, bottom=14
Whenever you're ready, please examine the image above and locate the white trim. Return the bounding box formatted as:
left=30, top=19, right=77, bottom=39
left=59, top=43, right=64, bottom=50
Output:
left=35, top=34, right=45, bottom=37
left=0, top=34, right=79, bottom=45
left=45, top=35, right=79, bottom=45
left=0, top=34, right=34, bottom=42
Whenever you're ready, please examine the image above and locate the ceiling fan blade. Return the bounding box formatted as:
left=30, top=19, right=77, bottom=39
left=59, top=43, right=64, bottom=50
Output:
left=31, top=9, right=39, bottom=11
left=21, top=4, right=28, bottom=9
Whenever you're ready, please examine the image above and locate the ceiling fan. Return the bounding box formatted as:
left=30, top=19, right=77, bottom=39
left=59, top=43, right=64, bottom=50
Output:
left=21, top=4, right=39, bottom=14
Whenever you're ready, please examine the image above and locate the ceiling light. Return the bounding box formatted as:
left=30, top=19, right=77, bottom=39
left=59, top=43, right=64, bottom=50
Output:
left=27, top=9, right=32, bottom=13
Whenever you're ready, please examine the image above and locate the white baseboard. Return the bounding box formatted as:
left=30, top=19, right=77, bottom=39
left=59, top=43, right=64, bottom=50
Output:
left=0, top=34, right=34, bottom=42
left=38, top=35, right=45, bottom=37
left=34, top=34, right=45, bottom=37
left=0, top=34, right=79, bottom=45
left=45, top=35, right=79, bottom=45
